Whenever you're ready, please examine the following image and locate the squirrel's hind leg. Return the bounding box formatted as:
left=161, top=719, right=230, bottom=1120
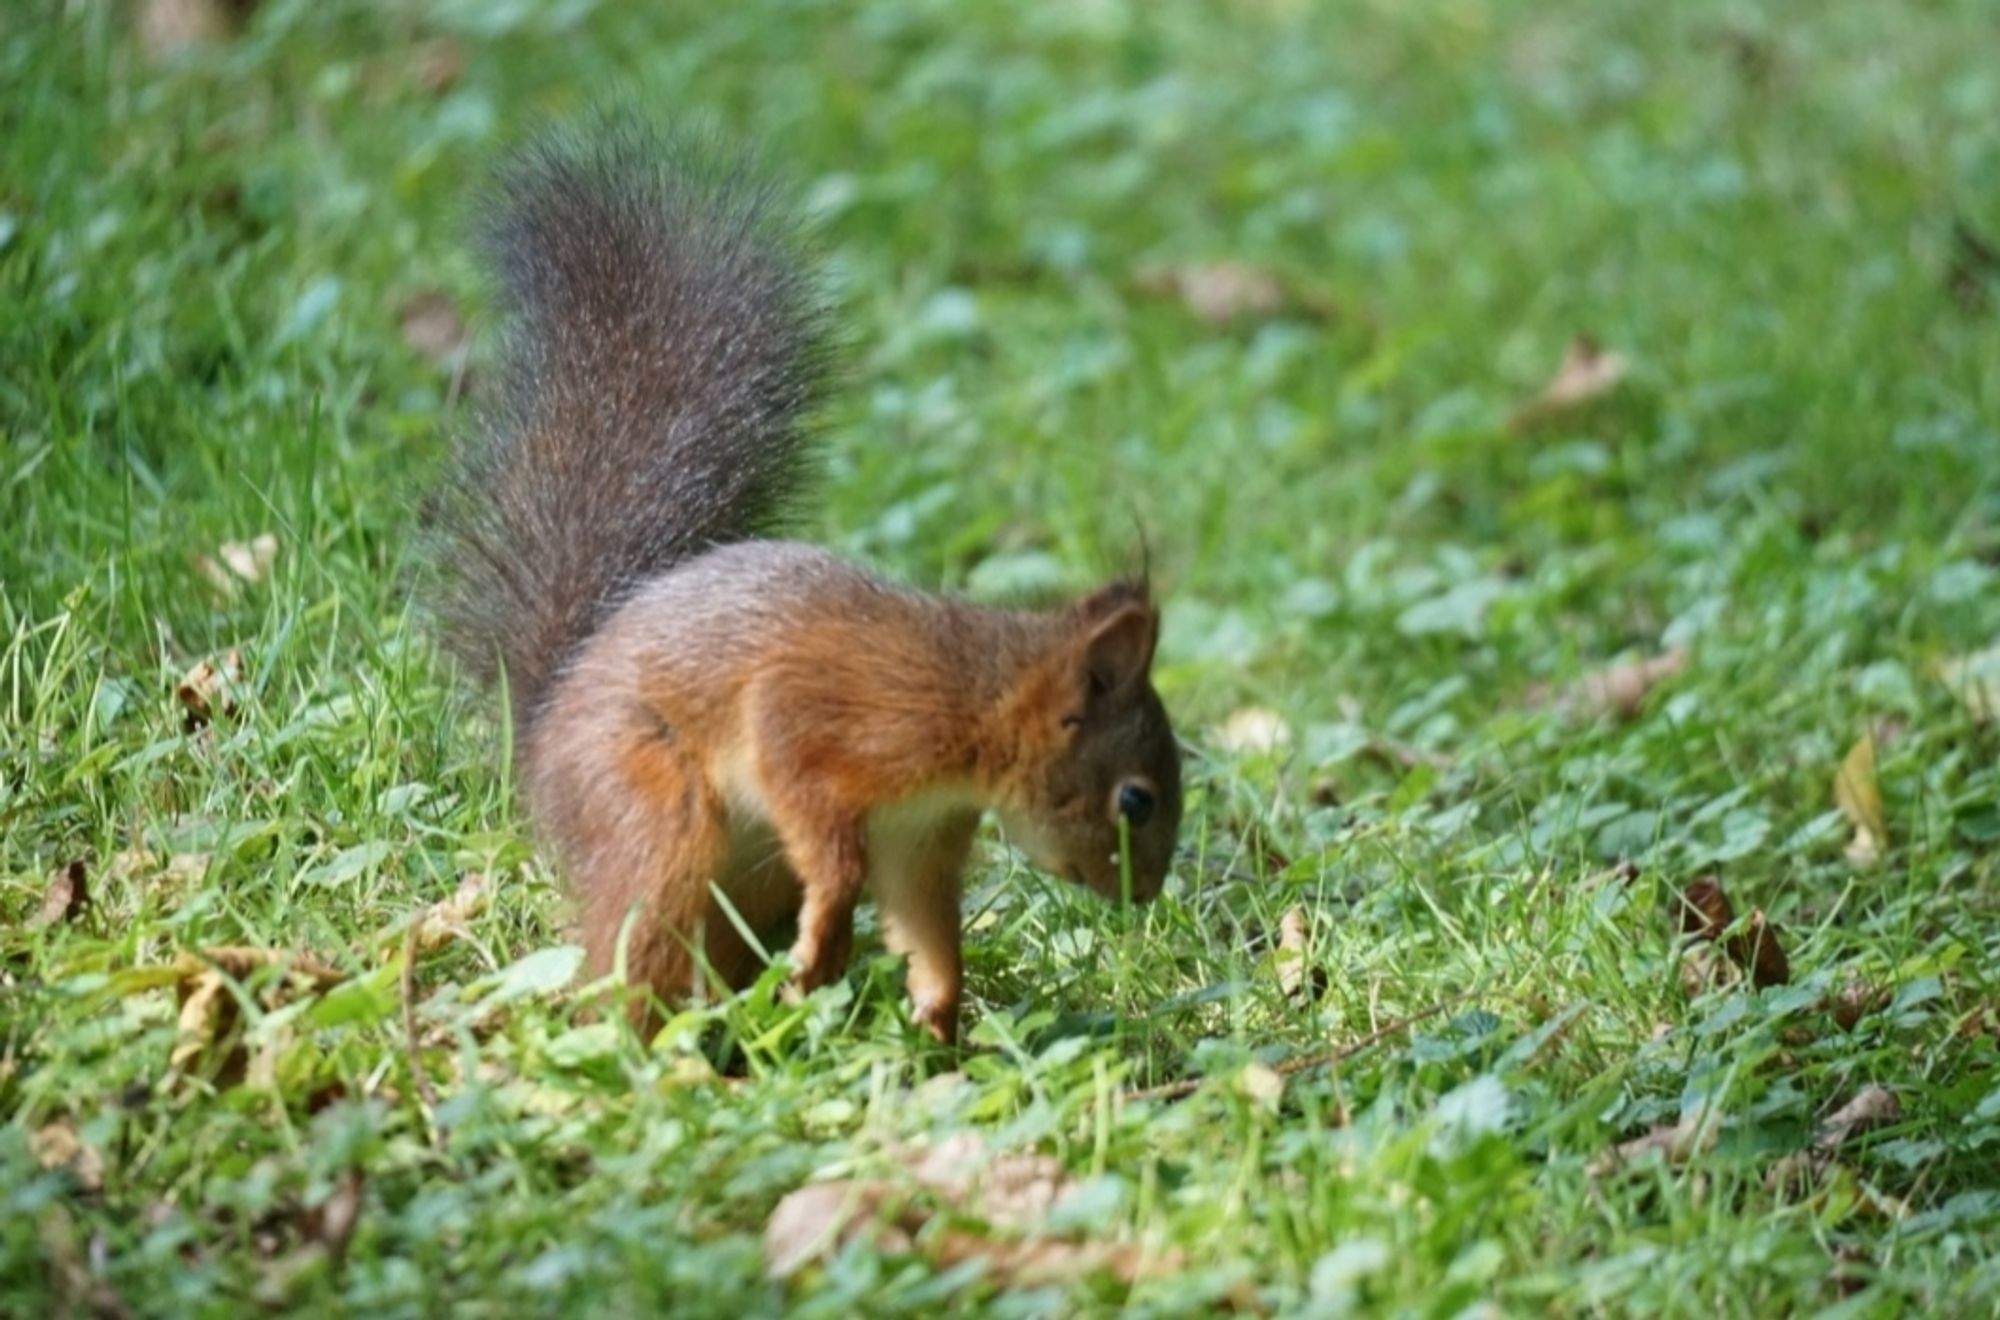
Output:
left=538, top=716, right=730, bottom=1028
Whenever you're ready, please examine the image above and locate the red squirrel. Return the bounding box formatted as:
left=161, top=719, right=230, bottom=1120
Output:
left=429, top=117, right=1183, bottom=1043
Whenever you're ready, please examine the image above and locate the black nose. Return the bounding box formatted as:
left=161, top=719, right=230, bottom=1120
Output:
left=1117, top=782, right=1155, bottom=827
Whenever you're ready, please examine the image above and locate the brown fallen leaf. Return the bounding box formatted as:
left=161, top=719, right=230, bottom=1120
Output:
left=763, top=1181, right=895, bottom=1280
left=1833, top=734, right=1886, bottom=865
left=1829, top=977, right=1888, bottom=1032
left=927, top=1231, right=1171, bottom=1291
left=1766, top=1086, right=1906, bottom=1210
left=31, top=860, right=89, bottom=929
left=765, top=1133, right=1179, bottom=1288
left=31, top=1119, right=106, bottom=1193
left=1813, top=1085, right=1900, bottom=1156
left=1729, top=910, right=1792, bottom=989
left=1674, top=877, right=1789, bottom=988
left=1133, top=260, right=1309, bottom=327
left=1938, top=644, right=2000, bottom=723
left=170, top=946, right=346, bottom=1083
left=1585, top=859, right=1642, bottom=889
left=400, top=871, right=491, bottom=957
left=1677, top=876, right=1735, bottom=941
left=905, top=1133, right=1074, bottom=1226
left=1274, top=905, right=1326, bottom=1003
left=1588, top=1104, right=1721, bottom=1176
left=1509, top=335, right=1629, bottom=431
left=1533, top=648, right=1688, bottom=721
left=176, top=649, right=243, bottom=729
left=398, top=291, right=468, bottom=365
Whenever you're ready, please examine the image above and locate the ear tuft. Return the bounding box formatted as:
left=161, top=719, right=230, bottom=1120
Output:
left=1081, top=598, right=1157, bottom=695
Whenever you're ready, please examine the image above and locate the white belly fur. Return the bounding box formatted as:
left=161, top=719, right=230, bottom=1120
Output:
left=711, top=738, right=977, bottom=918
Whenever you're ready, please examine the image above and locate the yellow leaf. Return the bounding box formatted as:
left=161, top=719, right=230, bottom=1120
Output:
left=1939, top=644, right=2000, bottom=723
left=1215, top=706, right=1292, bottom=756
left=1833, top=735, right=1886, bottom=863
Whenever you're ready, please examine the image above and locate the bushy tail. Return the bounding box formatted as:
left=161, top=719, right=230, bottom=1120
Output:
left=431, top=114, right=827, bottom=734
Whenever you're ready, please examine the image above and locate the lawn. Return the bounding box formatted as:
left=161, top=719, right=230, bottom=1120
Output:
left=5, top=1, right=2000, bottom=1314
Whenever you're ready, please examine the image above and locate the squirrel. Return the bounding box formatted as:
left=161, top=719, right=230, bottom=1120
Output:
left=429, top=116, right=1183, bottom=1044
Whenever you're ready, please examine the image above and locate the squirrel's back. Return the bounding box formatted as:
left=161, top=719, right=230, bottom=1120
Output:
left=431, top=114, right=828, bottom=735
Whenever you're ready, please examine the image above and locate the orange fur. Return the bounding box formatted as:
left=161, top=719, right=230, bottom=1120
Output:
left=526, top=542, right=1182, bottom=1042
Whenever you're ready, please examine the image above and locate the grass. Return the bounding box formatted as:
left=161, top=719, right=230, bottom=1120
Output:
left=5, top=0, right=2000, bottom=1314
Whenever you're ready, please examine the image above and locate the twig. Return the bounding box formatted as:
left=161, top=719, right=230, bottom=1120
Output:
left=1124, top=991, right=1475, bottom=1105
left=400, top=923, right=441, bottom=1123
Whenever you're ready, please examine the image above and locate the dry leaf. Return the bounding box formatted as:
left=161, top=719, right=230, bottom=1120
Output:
left=1589, top=1104, right=1721, bottom=1176
left=1829, top=977, right=1887, bottom=1032
left=31, top=1120, right=105, bottom=1192
left=30, top=860, right=89, bottom=929
left=1938, top=644, right=2000, bottom=723
left=176, top=649, right=243, bottom=728
left=1767, top=1086, right=1905, bottom=1206
left=1675, top=877, right=1789, bottom=988
left=1509, top=335, right=1629, bottom=430
left=403, top=871, right=491, bottom=956
left=1677, top=876, right=1736, bottom=941
left=1813, top=1085, right=1900, bottom=1156
left=901, top=1132, right=1072, bottom=1229
left=1535, top=648, right=1687, bottom=721
left=926, top=1231, right=1171, bottom=1290
left=1274, top=905, right=1326, bottom=1003
left=223, top=534, right=278, bottom=582
left=765, top=1133, right=1179, bottom=1288
left=1134, top=260, right=1291, bottom=327
left=1729, top=910, right=1792, bottom=989
left=399, top=291, right=468, bottom=364
left=1833, top=734, right=1886, bottom=864
left=1585, top=860, right=1641, bottom=889
left=764, top=1181, right=894, bottom=1280
left=196, top=533, right=278, bottom=597
left=1215, top=706, right=1292, bottom=756
left=170, top=947, right=346, bottom=1081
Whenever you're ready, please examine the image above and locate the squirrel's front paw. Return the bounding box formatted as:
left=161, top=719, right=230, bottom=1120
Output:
left=911, top=995, right=960, bottom=1047
left=784, top=922, right=853, bottom=997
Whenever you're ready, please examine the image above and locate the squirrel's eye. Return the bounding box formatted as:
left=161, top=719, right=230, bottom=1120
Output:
left=1115, top=781, right=1156, bottom=827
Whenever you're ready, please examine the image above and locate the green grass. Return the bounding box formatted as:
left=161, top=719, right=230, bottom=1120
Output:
left=6, top=0, right=2000, bottom=1314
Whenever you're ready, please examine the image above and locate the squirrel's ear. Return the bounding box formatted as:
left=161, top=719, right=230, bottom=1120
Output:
left=1080, top=599, right=1157, bottom=696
